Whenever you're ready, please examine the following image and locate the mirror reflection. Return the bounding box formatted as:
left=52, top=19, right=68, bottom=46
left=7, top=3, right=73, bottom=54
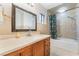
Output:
left=15, top=8, right=36, bottom=29
left=12, top=5, right=37, bottom=32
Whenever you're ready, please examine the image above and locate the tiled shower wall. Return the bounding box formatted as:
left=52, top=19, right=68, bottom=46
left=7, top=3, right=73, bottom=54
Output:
left=56, top=7, right=77, bottom=39
left=76, top=4, right=79, bottom=40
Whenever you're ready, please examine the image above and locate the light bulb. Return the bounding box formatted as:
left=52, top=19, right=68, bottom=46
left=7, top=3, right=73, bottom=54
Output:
left=57, top=7, right=67, bottom=13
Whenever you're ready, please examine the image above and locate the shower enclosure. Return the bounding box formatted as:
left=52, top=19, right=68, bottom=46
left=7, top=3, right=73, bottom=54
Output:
left=49, top=3, right=79, bottom=55
left=56, top=9, right=77, bottom=39
left=49, top=6, right=79, bottom=40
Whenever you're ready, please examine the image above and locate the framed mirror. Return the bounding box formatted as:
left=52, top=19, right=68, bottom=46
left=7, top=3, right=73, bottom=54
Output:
left=12, top=4, right=37, bottom=32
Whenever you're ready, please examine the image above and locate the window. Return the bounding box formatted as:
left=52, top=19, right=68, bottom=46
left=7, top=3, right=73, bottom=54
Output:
left=39, top=13, right=45, bottom=24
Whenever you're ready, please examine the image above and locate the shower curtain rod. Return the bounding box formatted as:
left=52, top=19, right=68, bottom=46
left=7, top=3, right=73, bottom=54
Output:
left=56, top=7, right=79, bottom=20
left=60, top=7, right=79, bottom=13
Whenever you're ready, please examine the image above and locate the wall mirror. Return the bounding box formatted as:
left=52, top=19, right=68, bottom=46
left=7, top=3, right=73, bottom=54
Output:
left=12, top=4, right=37, bottom=32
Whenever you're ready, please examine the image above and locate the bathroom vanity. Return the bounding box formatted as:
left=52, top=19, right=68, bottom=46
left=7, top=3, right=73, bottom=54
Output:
left=0, top=34, right=50, bottom=56
left=0, top=4, right=51, bottom=56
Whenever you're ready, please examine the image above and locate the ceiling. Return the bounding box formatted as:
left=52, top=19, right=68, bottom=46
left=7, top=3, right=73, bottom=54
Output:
left=48, top=3, right=77, bottom=15
left=40, top=3, right=62, bottom=9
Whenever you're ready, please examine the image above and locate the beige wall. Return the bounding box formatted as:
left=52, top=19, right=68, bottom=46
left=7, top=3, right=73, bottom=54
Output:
left=0, top=3, right=48, bottom=35
left=0, top=3, right=12, bottom=35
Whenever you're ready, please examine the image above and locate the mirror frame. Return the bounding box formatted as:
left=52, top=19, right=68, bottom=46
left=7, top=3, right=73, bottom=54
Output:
left=12, top=4, right=37, bottom=32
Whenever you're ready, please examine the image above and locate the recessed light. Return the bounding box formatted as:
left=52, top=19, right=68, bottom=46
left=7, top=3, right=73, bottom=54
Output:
left=57, top=7, right=67, bottom=13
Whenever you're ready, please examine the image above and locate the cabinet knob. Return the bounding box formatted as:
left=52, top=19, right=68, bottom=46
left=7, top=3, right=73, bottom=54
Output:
left=19, top=53, right=21, bottom=56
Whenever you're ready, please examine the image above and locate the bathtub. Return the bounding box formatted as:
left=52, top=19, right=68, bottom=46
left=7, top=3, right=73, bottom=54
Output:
left=50, top=38, right=79, bottom=56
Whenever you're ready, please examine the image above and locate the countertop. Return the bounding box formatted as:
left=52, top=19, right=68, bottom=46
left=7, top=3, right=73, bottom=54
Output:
left=0, top=34, right=50, bottom=56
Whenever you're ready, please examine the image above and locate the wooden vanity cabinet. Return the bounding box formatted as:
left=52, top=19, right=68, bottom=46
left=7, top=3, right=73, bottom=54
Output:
left=33, top=38, right=50, bottom=56
left=44, top=38, right=50, bottom=56
left=5, top=45, right=32, bottom=56
left=20, top=45, right=33, bottom=56
left=5, top=50, right=20, bottom=56
left=5, top=37, right=50, bottom=56
left=33, top=40, right=44, bottom=56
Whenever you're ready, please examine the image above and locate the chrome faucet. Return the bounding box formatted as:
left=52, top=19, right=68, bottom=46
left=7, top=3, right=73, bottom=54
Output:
left=25, top=25, right=32, bottom=36
left=27, top=28, right=31, bottom=36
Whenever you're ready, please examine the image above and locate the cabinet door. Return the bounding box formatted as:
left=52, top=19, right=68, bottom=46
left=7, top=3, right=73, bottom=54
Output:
left=33, top=40, right=44, bottom=56
left=5, top=51, right=20, bottom=56
left=21, top=45, right=33, bottom=56
left=44, top=38, right=50, bottom=56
